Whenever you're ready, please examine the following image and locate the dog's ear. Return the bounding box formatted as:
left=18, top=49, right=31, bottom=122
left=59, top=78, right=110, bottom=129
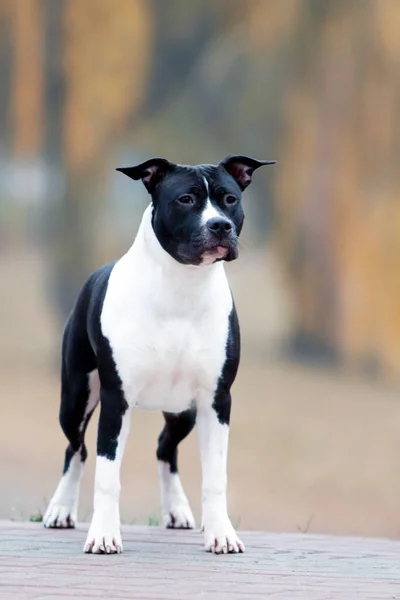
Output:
left=219, top=155, right=276, bottom=191
left=116, top=158, right=175, bottom=194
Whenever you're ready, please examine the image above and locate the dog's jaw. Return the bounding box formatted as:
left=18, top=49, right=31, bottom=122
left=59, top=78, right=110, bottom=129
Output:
left=141, top=204, right=230, bottom=271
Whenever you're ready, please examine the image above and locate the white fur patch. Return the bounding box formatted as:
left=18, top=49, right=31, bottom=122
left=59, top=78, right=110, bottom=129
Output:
left=100, top=205, right=233, bottom=414
left=43, top=452, right=84, bottom=528
left=86, top=370, right=100, bottom=416
left=158, top=460, right=195, bottom=529
left=84, top=408, right=131, bottom=554
left=45, top=370, right=100, bottom=528
left=84, top=492, right=122, bottom=554
left=200, top=199, right=224, bottom=226
left=196, top=402, right=245, bottom=554
left=78, top=369, right=100, bottom=434
left=200, top=176, right=224, bottom=225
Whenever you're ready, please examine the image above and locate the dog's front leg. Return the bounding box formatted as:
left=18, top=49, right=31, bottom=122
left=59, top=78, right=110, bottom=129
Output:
left=84, top=387, right=131, bottom=554
left=197, top=393, right=244, bottom=554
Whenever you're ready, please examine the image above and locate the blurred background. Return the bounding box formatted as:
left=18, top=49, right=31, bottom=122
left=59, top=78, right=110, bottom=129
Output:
left=1, top=0, right=400, bottom=538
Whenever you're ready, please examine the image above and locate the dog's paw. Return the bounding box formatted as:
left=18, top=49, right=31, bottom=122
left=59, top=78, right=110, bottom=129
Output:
left=203, top=515, right=245, bottom=554
left=43, top=502, right=76, bottom=529
left=163, top=502, right=196, bottom=529
left=43, top=459, right=83, bottom=529
left=83, top=512, right=122, bottom=554
left=158, top=463, right=195, bottom=529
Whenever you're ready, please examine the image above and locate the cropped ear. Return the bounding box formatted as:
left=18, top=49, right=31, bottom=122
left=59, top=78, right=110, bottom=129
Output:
left=116, top=158, right=175, bottom=194
left=219, top=155, right=276, bottom=190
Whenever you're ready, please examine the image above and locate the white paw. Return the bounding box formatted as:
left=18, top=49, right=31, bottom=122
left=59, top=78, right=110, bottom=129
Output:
left=163, top=502, right=196, bottom=529
left=158, top=463, right=195, bottom=529
left=203, top=515, right=245, bottom=554
left=43, top=502, right=76, bottom=528
left=44, top=457, right=83, bottom=529
left=84, top=512, right=122, bottom=554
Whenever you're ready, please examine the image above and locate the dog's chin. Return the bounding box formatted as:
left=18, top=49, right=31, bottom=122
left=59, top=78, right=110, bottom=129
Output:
left=201, top=245, right=238, bottom=266
left=173, top=244, right=238, bottom=267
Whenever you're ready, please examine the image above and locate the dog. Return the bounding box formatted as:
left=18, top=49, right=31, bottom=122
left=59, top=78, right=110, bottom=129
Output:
left=43, top=154, right=275, bottom=554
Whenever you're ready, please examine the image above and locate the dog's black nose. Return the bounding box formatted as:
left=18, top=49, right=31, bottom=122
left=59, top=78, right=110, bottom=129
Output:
left=207, top=217, right=233, bottom=234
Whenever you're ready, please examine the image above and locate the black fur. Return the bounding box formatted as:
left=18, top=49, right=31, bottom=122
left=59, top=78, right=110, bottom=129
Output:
left=97, top=387, right=128, bottom=460
left=212, top=306, right=240, bottom=425
left=59, top=262, right=128, bottom=468
left=156, top=408, right=197, bottom=473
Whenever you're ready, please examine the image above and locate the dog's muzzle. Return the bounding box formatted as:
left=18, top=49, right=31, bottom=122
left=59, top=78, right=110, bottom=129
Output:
left=201, top=217, right=238, bottom=263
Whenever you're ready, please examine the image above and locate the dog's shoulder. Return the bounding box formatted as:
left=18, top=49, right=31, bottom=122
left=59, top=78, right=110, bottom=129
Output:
left=67, top=261, right=117, bottom=351
left=87, top=261, right=117, bottom=304
left=71, top=261, right=116, bottom=318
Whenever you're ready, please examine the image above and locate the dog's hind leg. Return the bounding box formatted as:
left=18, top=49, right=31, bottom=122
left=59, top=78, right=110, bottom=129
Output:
left=43, top=368, right=100, bottom=528
left=156, top=408, right=196, bottom=529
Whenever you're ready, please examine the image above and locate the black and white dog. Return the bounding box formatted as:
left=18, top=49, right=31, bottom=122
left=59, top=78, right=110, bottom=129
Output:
left=43, top=155, right=275, bottom=554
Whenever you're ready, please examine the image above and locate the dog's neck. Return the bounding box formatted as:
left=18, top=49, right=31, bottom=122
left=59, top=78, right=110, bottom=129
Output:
left=130, top=204, right=224, bottom=283
left=121, top=205, right=228, bottom=317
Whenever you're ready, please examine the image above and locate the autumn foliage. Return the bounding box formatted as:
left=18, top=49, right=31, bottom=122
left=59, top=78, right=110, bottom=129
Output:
left=2, top=0, right=400, bottom=378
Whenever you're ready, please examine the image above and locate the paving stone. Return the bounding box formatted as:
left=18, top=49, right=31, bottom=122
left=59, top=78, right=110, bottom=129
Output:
left=0, top=521, right=399, bottom=598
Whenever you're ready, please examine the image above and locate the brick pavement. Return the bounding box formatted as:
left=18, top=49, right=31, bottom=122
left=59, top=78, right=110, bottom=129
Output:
left=1, top=520, right=399, bottom=599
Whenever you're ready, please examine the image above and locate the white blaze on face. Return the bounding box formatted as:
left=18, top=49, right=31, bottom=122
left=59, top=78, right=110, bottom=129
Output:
left=200, top=176, right=223, bottom=226
left=200, top=176, right=230, bottom=265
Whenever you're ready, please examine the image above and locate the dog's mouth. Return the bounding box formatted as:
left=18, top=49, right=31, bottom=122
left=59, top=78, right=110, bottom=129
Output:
left=202, top=245, right=229, bottom=260
left=175, top=237, right=239, bottom=266
left=201, top=243, right=238, bottom=265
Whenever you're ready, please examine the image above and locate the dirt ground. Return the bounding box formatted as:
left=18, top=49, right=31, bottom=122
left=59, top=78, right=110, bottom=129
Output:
left=1, top=251, right=400, bottom=539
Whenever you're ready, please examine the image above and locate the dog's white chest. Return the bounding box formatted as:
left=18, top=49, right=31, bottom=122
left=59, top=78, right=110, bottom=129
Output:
left=116, top=315, right=224, bottom=412
left=100, top=232, right=232, bottom=413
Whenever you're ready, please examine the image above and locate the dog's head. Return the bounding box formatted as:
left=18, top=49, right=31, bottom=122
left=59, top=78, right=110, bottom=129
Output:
left=117, top=155, right=275, bottom=266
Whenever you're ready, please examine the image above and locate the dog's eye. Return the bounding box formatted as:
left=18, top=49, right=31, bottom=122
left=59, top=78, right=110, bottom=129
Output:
left=224, top=195, right=237, bottom=206
left=177, top=195, right=195, bottom=206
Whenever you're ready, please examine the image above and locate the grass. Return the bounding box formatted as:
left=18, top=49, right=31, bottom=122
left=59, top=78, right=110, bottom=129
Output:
left=29, top=513, right=43, bottom=522
left=147, top=514, right=160, bottom=526
left=23, top=504, right=239, bottom=531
